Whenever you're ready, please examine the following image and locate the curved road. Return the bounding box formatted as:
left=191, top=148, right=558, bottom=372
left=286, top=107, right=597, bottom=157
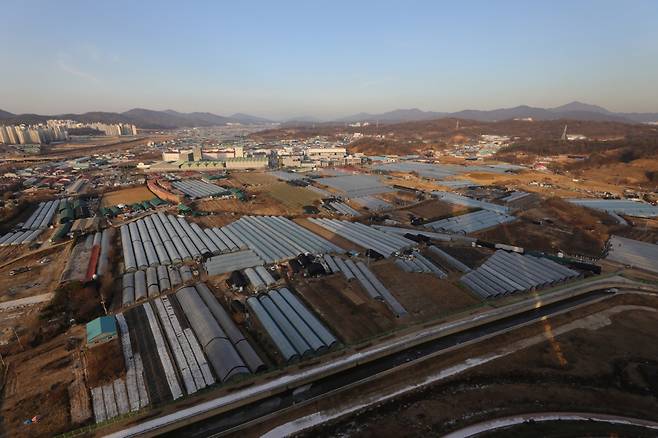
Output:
left=442, top=412, right=658, bottom=437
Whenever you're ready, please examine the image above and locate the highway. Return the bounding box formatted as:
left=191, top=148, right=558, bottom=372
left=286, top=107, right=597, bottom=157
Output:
left=161, top=290, right=613, bottom=437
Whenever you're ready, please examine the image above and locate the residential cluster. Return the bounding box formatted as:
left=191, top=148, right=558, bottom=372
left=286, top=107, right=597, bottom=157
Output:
left=0, top=123, right=68, bottom=145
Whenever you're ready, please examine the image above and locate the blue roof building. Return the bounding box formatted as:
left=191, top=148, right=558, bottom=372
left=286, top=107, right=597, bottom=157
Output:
left=86, top=316, right=117, bottom=346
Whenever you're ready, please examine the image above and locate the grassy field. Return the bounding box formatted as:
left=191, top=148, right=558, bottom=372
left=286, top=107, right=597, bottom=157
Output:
left=100, top=186, right=156, bottom=207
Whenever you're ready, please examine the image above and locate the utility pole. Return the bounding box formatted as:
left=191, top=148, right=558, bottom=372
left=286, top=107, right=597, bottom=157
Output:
left=12, top=327, right=23, bottom=351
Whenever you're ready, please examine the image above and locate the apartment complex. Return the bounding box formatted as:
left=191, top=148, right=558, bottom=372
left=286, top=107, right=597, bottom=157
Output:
left=0, top=124, right=68, bottom=145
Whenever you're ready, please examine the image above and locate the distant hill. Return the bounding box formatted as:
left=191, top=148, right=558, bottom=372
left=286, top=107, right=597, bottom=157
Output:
left=229, top=113, right=273, bottom=124
left=550, top=101, right=612, bottom=114
left=336, top=102, right=658, bottom=124
left=2, top=102, right=657, bottom=128
left=0, top=108, right=273, bottom=129
left=336, top=108, right=446, bottom=123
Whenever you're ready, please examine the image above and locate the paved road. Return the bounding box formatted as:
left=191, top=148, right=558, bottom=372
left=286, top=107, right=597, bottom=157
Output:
left=162, top=290, right=613, bottom=438
left=442, top=412, right=658, bottom=437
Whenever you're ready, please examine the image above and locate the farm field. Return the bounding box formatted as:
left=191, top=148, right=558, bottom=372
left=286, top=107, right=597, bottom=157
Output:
left=371, top=260, right=480, bottom=321
left=1, top=325, right=87, bottom=437
left=230, top=171, right=277, bottom=187
left=100, top=186, right=156, bottom=208
left=405, top=199, right=472, bottom=220
left=0, top=244, right=70, bottom=303
left=265, top=182, right=322, bottom=211
left=294, top=218, right=365, bottom=251
left=476, top=198, right=615, bottom=257
left=293, top=275, right=397, bottom=344
left=195, top=196, right=290, bottom=216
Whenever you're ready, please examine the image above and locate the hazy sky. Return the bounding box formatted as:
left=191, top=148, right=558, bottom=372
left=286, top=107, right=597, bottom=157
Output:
left=2, top=0, right=658, bottom=119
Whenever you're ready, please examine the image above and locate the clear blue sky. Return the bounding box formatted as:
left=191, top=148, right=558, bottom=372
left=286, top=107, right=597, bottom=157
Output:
left=2, top=0, right=658, bottom=119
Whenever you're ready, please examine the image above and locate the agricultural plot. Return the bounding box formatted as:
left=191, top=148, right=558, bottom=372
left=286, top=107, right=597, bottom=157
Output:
left=246, top=288, right=338, bottom=363
left=101, top=186, right=156, bottom=208
left=0, top=326, right=87, bottom=437
left=265, top=182, right=323, bottom=211
left=217, top=216, right=343, bottom=264
left=230, top=171, right=277, bottom=186
left=569, top=198, right=658, bottom=218
left=104, top=280, right=267, bottom=424
left=432, top=191, right=510, bottom=214
left=392, top=199, right=472, bottom=224
left=425, top=210, right=517, bottom=234
left=374, top=161, right=462, bottom=179
left=371, top=259, right=479, bottom=320
left=327, top=201, right=360, bottom=217
left=606, top=235, right=658, bottom=274
left=427, top=244, right=492, bottom=269
left=325, top=255, right=407, bottom=317
left=460, top=251, right=581, bottom=299
left=316, top=174, right=394, bottom=199
left=308, top=218, right=416, bottom=257
left=171, top=179, right=230, bottom=199
left=0, top=200, right=60, bottom=248
left=269, top=171, right=307, bottom=182
left=195, top=196, right=290, bottom=216
left=294, top=218, right=365, bottom=252
left=352, top=196, right=392, bottom=211
left=294, top=275, right=397, bottom=344
left=120, top=212, right=245, bottom=272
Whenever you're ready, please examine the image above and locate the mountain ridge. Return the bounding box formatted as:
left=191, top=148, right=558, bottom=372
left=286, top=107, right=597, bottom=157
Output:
left=1, top=102, right=657, bottom=128
left=335, top=102, right=658, bottom=124
left=0, top=108, right=274, bottom=129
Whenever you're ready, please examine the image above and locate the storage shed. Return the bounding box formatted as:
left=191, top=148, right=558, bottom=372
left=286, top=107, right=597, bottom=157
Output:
left=86, top=316, right=117, bottom=346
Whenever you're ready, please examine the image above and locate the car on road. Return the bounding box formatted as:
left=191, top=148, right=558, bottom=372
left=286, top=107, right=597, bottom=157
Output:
left=9, top=266, right=31, bottom=276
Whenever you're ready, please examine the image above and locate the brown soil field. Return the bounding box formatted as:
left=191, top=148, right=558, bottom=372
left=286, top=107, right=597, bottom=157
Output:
left=294, top=218, right=365, bottom=252
left=404, top=199, right=471, bottom=220
left=465, top=168, right=628, bottom=198
left=611, top=217, right=658, bottom=244
left=370, top=260, right=480, bottom=320
left=376, top=190, right=419, bottom=207
left=476, top=198, right=615, bottom=257
left=84, top=339, right=125, bottom=387
left=230, top=172, right=277, bottom=186
left=100, top=186, right=156, bottom=207
left=305, top=293, right=658, bottom=438
left=293, top=275, right=397, bottom=344
left=0, top=244, right=69, bottom=303
left=187, top=214, right=240, bottom=228
left=577, top=157, right=658, bottom=190
left=195, top=195, right=290, bottom=216
left=428, top=244, right=492, bottom=269
left=0, top=245, right=30, bottom=265
left=265, top=182, right=322, bottom=211
left=1, top=325, right=85, bottom=437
